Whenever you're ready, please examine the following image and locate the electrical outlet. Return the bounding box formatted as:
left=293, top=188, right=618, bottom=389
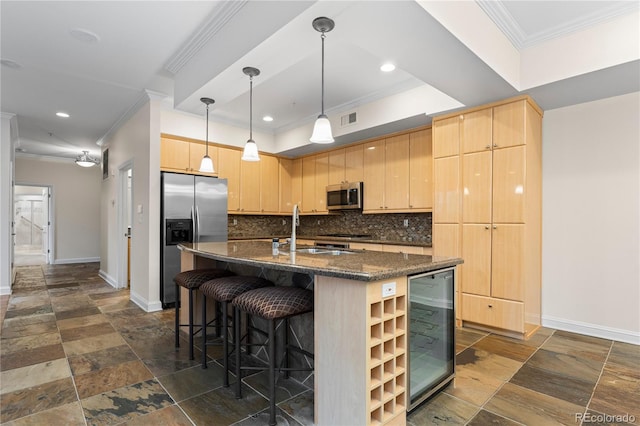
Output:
left=382, top=282, right=396, bottom=298
left=403, top=219, right=409, bottom=227
left=282, top=219, right=286, bottom=225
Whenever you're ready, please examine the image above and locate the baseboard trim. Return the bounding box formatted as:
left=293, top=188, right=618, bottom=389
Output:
left=98, top=270, right=117, bottom=288
left=54, top=257, right=100, bottom=265
left=542, top=315, right=640, bottom=345
left=130, top=290, right=163, bottom=313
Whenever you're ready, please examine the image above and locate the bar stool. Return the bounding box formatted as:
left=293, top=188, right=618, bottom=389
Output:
left=232, top=286, right=314, bottom=426
left=199, top=275, right=274, bottom=385
left=174, top=268, right=234, bottom=360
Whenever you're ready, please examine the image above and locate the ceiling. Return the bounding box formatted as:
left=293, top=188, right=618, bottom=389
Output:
left=1, top=1, right=638, bottom=162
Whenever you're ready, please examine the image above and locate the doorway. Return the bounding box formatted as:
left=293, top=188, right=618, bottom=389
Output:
left=117, top=162, right=133, bottom=288
left=14, top=185, right=51, bottom=266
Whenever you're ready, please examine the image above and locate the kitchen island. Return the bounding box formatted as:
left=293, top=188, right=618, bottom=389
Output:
left=178, top=240, right=462, bottom=425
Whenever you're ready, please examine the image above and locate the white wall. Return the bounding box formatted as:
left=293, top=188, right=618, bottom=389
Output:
left=0, top=113, right=16, bottom=295
left=542, top=91, right=640, bottom=344
left=14, top=157, right=101, bottom=264
left=100, top=94, right=162, bottom=312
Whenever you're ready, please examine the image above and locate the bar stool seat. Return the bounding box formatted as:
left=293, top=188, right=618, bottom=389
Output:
left=232, top=286, right=313, bottom=426
left=174, top=268, right=234, bottom=360
left=199, top=275, right=274, bottom=384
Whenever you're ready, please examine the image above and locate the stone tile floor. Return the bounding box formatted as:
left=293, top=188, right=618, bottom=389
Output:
left=1, top=263, right=638, bottom=425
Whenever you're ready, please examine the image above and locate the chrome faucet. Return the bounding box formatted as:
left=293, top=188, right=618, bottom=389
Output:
left=290, top=204, right=299, bottom=252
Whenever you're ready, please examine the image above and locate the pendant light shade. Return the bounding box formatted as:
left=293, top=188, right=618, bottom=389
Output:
left=242, top=67, right=261, bottom=161
left=199, top=97, right=215, bottom=173
left=310, top=17, right=335, bottom=144
left=75, top=150, right=99, bottom=167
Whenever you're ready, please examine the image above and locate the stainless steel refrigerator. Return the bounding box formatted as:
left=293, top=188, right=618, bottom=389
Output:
left=160, top=172, right=228, bottom=308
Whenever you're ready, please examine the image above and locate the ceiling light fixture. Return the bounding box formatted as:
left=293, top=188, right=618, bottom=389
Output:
left=199, top=97, right=215, bottom=173
left=56, top=112, right=70, bottom=118
left=310, top=16, right=335, bottom=144
left=241, top=67, right=260, bottom=162
left=75, top=150, right=99, bottom=168
left=262, top=115, right=273, bottom=122
left=380, top=63, right=396, bottom=72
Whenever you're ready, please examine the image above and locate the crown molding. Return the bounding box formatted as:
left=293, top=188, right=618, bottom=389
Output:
left=477, top=0, right=639, bottom=50
left=164, top=1, right=249, bottom=74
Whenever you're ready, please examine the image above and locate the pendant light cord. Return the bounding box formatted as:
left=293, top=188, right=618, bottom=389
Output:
left=205, top=104, right=209, bottom=156
left=249, top=76, right=253, bottom=140
left=321, top=32, right=326, bottom=115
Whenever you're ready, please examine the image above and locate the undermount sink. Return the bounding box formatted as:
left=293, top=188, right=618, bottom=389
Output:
left=295, top=248, right=354, bottom=255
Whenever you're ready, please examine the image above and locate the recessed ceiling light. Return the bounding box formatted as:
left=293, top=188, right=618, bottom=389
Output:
left=1, top=58, right=22, bottom=69
left=262, top=115, right=274, bottom=122
left=69, top=28, right=100, bottom=43
left=56, top=112, right=70, bottom=118
left=380, top=63, right=396, bottom=72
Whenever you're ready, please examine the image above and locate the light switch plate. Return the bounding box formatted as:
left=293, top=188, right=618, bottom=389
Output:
left=382, top=282, right=396, bottom=298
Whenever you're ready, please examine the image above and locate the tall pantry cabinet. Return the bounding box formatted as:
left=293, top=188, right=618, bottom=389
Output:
left=432, top=96, right=543, bottom=339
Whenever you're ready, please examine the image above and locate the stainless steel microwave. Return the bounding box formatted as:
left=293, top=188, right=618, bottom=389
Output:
left=326, top=182, right=363, bottom=210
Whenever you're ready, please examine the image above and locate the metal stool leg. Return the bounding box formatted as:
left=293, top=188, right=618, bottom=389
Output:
left=188, top=289, right=195, bottom=360
left=222, top=300, right=230, bottom=387
left=201, top=295, right=208, bottom=368
left=284, top=318, right=290, bottom=379
left=235, top=306, right=242, bottom=399
left=268, top=318, right=277, bottom=426
left=175, top=283, right=180, bottom=349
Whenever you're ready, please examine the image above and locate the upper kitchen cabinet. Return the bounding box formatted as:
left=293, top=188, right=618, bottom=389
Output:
left=161, top=135, right=218, bottom=176
left=433, top=116, right=460, bottom=158
left=217, top=147, right=241, bottom=212
left=301, top=153, right=328, bottom=214
left=409, top=129, right=432, bottom=210
left=328, top=145, right=364, bottom=185
left=259, top=155, right=280, bottom=214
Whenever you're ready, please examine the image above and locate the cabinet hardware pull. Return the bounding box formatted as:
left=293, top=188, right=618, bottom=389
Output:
left=493, top=225, right=497, bottom=229
left=485, top=225, right=490, bottom=230
left=486, top=145, right=491, bottom=149
left=493, top=144, right=498, bottom=148
left=488, top=304, right=493, bottom=308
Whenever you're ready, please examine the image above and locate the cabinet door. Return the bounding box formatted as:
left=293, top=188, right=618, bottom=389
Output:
left=409, top=129, right=432, bottom=210
left=260, top=155, right=279, bottom=213
left=328, top=149, right=345, bottom=185
left=189, top=142, right=218, bottom=176
left=217, top=148, right=241, bottom=212
left=491, top=224, right=524, bottom=301
left=492, top=146, right=525, bottom=223
left=384, top=134, right=410, bottom=210
left=461, top=224, right=491, bottom=296
left=433, top=116, right=460, bottom=158
left=291, top=158, right=303, bottom=211
left=315, top=153, right=329, bottom=213
left=301, top=156, right=316, bottom=213
left=344, top=144, right=364, bottom=183
left=279, top=158, right=293, bottom=213
left=462, top=151, right=492, bottom=223
left=363, top=139, right=385, bottom=211
left=461, top=109, right=492, bottom=154
left=240, top=160, right=260, bottom=213
left=161, top=137, right=190, bottom=172
left=433, top=156, right=460, bottom=223
left=493, top=100, right=525, bottom=149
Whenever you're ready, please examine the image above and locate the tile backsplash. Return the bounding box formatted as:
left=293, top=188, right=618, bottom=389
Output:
left=229, top=211, right=432, bottom=244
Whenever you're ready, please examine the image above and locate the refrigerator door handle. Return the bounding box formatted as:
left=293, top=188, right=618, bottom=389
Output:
left=191, top=205, right=197, bottom=241
left=194, top=205, right=200, bottom=242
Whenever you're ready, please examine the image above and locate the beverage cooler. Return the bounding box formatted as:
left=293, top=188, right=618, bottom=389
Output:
left=407, top=267, right=456, bottom=411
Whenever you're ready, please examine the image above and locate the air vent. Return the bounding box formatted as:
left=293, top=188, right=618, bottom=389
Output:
left=340, top=112, right=357, bottom=127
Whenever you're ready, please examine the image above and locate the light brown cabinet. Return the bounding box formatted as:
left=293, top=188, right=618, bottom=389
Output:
left=236, top=153, right=280, bottom=214
left=433, top=96, right=542, bottom=339
left=409, top=130, right=433, bottom=210
left=328, top=145, right=364, bottom=185
left=217, top=147, right=241, bottom=212
left=161, top=136, right=217, bottom=176
left=301, top=153, right=328, bottom=214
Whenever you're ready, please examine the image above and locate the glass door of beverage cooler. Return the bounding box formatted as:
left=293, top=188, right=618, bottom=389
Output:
left=408, top=267, right=455, bottom=411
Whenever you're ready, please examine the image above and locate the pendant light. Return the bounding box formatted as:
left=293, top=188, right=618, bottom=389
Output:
left=241, top=67, right=260, bottom=161
left=75, top=150, right=99, bottom=167
left=199, top=97, right=215, bottom=173
left=310, top=16, right=335, bottom=144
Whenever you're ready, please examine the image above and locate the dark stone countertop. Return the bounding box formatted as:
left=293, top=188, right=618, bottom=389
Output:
left=229, top=235, right=432, bottom=248
left=179, top=240, right=460, bottom=282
